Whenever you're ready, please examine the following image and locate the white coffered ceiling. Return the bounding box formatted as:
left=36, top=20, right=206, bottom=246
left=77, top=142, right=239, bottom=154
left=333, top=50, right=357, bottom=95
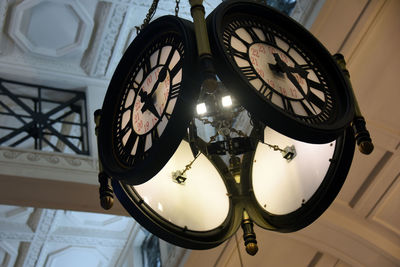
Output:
left=0, top=0, right=399, bottom=267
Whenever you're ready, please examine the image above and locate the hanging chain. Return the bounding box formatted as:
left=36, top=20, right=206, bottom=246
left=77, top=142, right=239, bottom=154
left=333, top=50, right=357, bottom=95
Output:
left=261, top=141, right=286, bottom=153
left=260, top=140, right=297, bottom=161
left=179, top=151, right=200, bottom=177
left=175, top=0, right=180, bottom=16
left=135, top=0, right=160, bottom=34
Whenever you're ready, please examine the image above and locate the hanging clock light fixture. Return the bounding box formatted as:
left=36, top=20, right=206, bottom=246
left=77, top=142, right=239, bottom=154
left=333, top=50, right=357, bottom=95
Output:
left=95, top=0, right=373, bottom=256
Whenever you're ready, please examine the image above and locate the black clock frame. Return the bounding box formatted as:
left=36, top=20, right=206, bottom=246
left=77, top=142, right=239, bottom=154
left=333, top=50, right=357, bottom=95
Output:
left=207, top=0, right=355, bottom=143
left=111, top=139, right=242, bottom=249
left=99, top=1, right=358, bottom=251
left=98, top=16, right=201, bottom=185
left=112, top=126, right=354, bottom=248
left=242, top=126, right=355, bottom=232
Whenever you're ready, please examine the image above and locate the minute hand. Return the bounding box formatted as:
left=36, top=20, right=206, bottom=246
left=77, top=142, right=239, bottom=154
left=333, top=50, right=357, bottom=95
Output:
left=272, top=54, right=317, bottom=114
left=140, top=67, right=167, bottom=118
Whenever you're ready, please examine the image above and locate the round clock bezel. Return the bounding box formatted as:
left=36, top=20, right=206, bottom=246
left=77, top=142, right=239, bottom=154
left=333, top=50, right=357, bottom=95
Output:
left=98, top=16, right=201, bottom=185
left=207, top=0, right=355, bottom=143
left=111, top=140, right=242, bottom=249
left=241, top=127, right=355, bottom=232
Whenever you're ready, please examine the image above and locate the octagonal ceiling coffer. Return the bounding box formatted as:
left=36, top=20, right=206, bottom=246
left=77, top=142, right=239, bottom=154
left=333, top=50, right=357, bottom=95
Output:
left=8, top=0, right=93, bottom=58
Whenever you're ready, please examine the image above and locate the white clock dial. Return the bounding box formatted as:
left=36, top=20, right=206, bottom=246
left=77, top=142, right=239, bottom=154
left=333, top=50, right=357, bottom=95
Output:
left=132, top=66, right=170, bottom=135
left=116, top=44, right=183, bottom=161
left=98, top=14, right=202, bottom=185
left=252, top=127, right=335, bottom=215
left=228, top=25, right=329, bottom=119
left=133, top=141, right=230, bottom=231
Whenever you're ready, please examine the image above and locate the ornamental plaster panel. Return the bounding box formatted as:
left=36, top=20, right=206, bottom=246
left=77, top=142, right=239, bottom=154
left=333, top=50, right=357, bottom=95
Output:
left=82, top=3, right=128, bottom=77
left=0, top=147, right=98, bottom=185
left=47, top=235, right=126, bottom=247
left=0, top=241, right=18, bottom=267
left=0, top=0, right=14, bottom=55
left=81, top=1, right=113, bottom=76
left=43, top=246, right=107, bottom=267
left=0, top=231, right=34, bottom=242
left=23, top=209, right=56, bottom=267
left=8, top=0, right=93, bottom=58
left=0, top=205, right=34, bottom=223
left=63, top=210, right=130, bottom=229
left=81, top=0, right=219, bottom=78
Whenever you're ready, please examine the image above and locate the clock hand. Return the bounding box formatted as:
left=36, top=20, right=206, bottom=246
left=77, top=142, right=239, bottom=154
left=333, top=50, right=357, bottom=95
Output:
left=285, top=65, right=308, bottom=79
left=272, top=54, right=317, bottom=114
left=146, top=99, right=162, bottom=120
left=140, top=67, right=168, bottom=115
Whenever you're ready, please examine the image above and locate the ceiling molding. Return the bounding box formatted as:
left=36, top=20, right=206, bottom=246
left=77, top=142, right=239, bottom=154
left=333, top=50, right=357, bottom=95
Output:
left=8, top=0, right=93, bottom=58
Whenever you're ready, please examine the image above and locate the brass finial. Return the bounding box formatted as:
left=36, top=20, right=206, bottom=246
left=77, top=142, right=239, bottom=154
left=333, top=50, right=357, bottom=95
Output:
left=241, top=210, right=258, bottom=256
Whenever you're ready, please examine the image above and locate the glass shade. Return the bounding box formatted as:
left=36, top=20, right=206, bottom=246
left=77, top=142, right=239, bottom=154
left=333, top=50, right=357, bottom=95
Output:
left=252, top=127, right=335, bottom=215
left=133, top=140, right=230, bottom=231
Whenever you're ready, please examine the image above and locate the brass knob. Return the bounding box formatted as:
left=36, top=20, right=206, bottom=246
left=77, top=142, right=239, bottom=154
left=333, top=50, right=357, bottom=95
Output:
left=245, top=242, right=259, bottom=256
left=100, top=196, right=114, bottom=210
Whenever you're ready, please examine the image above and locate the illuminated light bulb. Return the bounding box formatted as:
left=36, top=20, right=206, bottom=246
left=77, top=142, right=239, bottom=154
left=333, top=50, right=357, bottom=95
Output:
left=234, top=174, right=241, bottom=184
left=221, top=95, right=232, bottom=107
left=196, top=103, right=207, bottom=115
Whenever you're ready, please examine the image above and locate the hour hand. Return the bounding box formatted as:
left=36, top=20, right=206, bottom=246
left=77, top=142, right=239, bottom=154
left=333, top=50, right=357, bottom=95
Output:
left=140, top=67, right=167, bottom=114
left=139, top=91, right=161, bottom=119
left=146, top=100, right=162, bottom=119
left=272, top=54, right=317, bottom=113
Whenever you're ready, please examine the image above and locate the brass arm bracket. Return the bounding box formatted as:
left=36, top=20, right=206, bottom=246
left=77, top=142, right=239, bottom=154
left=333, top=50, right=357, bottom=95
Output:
left=334, top=54, right=374, bottom=155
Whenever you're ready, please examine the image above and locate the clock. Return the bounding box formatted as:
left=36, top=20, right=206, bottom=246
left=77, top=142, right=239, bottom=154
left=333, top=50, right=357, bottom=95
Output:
left=112, top=139, right=241, bottom=249
left=207, top=0, right=355, bottom=143
left=241, top=125, right=355, bottom=232
left=98, top=16, right=201, bottom=184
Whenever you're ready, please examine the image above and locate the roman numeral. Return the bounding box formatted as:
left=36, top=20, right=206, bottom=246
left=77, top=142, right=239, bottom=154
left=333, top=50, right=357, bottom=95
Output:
left=165, top=112, right=171, bottom=120
left=123, top=134, right=138, bottom=156
left=246, top=27, right=260, bottom=42
left=259, top=83, right=271, bottom=97
left=164, top=47, right=175, bottom=68
left=169, top=58, right=182, bottom=79
left=143, top=56, right=151, bottom=74
left=117, top=121, right=131, bottom=137
left=282, top=98, right=294, bottom=114
left=156, top=48, right=161, bottom=65
left=265, top=90, right=273, bottom=100
left=307, top=91, right=326, bottom=110
left=151, top=127, right=159, bottom=142
left=231, top=31, right=250, bottom=47
left=170, top=83, right=181, bottom=99
left=265, top=31, right=276, bottom=45
left=231, top=48, right=249, bottom=61
left=240, top=66, right=257, bottom=80
left=307, top=79, right=326, bottom=92
left=300, top=101, right=316, bottom=116
left=135, top=135, right=146, bottom=156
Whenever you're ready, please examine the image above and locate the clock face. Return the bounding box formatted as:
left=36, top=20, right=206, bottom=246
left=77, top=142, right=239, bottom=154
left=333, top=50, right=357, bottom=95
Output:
left=116, top=43, right=183, bottom=166
left=242, top=126, right=355, bottom=231
left=207, top=1, right=354, bottom=143
left=112, top=140, right=238, bottom=249
left=233, top=34, right=331, bottom=121
left=98, top=16, right=201, bottom=184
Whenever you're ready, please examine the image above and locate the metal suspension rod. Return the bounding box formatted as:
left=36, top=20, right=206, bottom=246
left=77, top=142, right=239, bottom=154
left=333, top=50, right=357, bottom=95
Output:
left=189, top=0, right=218, bottom=94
